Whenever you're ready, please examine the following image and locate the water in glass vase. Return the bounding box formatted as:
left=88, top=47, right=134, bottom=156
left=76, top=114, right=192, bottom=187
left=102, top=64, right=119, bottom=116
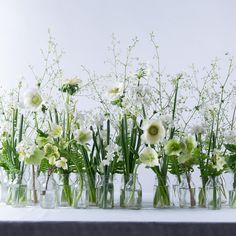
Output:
left=124, top=174, right=142, bottom=210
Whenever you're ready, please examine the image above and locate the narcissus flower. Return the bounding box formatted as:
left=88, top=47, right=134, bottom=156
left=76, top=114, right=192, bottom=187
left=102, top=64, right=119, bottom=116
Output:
left=139, top=147, right=159, bottom=167
left=141, top=120, right=165, bottom=145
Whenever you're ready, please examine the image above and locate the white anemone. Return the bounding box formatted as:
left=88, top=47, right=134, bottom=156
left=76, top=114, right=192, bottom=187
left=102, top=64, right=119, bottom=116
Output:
left=141, top=120, right=165, bottom=145
left=106, top=83, right=123, bottom=101
left=23, top=89, right=43, bottom=111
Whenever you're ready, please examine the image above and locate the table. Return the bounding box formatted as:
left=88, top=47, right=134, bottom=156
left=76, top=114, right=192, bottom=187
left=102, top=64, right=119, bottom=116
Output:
left=1, top=205, right=236, bottom=236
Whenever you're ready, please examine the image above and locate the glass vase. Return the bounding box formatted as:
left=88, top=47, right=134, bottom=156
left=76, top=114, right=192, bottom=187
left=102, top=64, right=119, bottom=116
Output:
left=124, top=174, right=142, bottom=209
left=206, top=176, right=221, bottom=210
left=198, top=186, right=206, bottom=208
left=228, top=173, right=236, bottom=208
left=73, top=173, right=89, bottom=209
left=120, top=174, right=130, bottom=208
left=153, top=177, right=170, bottom=208
left=97, top=174, right=114, bottom=209
left=40, top=172, right=57, bottom=209
left=179, top=172, right=196, bottom=208
left=11, top=174, right=27, bottom=208
left=27, top=165, right=40, bottom=206
left=57, top=173, right=73, bottom=207
left=172, top=177, right=180, bottom=207
left=0, top=172, right=13, bottom=204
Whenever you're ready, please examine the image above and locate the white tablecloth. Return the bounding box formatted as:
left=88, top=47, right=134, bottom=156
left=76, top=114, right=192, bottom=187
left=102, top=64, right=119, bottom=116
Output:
left=0, top=204, right=234, bottom=222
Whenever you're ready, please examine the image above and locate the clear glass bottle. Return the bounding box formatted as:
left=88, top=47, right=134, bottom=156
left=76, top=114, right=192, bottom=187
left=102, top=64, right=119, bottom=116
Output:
left=73, top=173, right=89, bottom=209
left=206, top=176, right=221, bottom=210
left=57, top=173, right=73, bottom=207
left=179, top=172, right=196, bottom=208
left=11, top=174, right=27, bottom=208
left=153, top=177, right=170, bottom=208
left=198, top=186, right=206, bottom=208
left=40, top=172, right=57, bottom=209
left=124, top=173, right=142, bottom=209
left=172, top=177, right=180, bottom=207
left=120, top=174, right=130, bottom=208
left=229, top=172, right=236, bottom=208
left=97, top=173, right=114, bottom=209
left=27, top=165, right=40, bottom=206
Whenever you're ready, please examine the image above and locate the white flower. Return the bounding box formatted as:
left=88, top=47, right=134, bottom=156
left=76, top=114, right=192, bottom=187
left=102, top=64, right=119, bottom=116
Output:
left=55, top=157, right=68, bottom=170
left=213, top=150, right=225, bottom=172
left=160, top=115, right=172, bottom=127
left=190, top=123, right=206, bottom=135
left=49, top=124, right=63, bottom=138
left=74, top=129, right=92, bottom=145
left=101, top=159, right=111, bottom=166
left=139, top=147, right=159, bottom=167
left=106, top=83, right=123, bottom=101
left=23, top=89, right=43, bottom=111
left=63, top=77, right=81, bottom=86
left=0, top=121, right=11, bottom=137
left=16, top=140, right=36, bottom=162
left=141, top=120, right=165, bottom=145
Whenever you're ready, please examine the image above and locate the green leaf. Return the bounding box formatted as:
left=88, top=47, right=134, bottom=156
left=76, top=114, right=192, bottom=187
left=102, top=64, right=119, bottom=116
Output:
left=225, top=144, right=236, bottom=153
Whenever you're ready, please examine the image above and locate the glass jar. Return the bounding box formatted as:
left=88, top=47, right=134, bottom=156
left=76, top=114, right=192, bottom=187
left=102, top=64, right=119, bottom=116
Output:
left=179, top=172, right=196, bottom=208
left=11, top=174, right=27, bottom=208
left=73, top=173, right=89, bottom=209
left=124, top=173, right=142, bottom=209
left=229, top=173, right=236, bottom=208
left=57, top=173, right=73, bottom=207
left=153, top=177, right=170, bottom=208
left=198, top=186, right=206, bottom=208
left=172, top=177, right=180, bottom=207
left=27, top=165, right=40, bottom=206
left=40, top=172, right=57, bottom=209
left=206, top=176, right=221, bottom=210
left=97, top=173, right=114, bottom=209
left=120, top=174, right=130, bottom=208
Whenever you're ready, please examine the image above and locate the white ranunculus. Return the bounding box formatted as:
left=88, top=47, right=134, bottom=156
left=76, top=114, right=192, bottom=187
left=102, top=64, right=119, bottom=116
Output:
left=49, top=124, right=63, bottom=138
left=23, top=89, right=43, bottom=111
left=106, top=83, right=123, bottom=101
left=63, top=77, right=81, bottom=86
left=139, top=147, right=159, bottom=167
left=74, top=129, right=92, bottom=145
left=55, top=157, right=68, bottom=170
left=141, top=120, right=165, bottom=145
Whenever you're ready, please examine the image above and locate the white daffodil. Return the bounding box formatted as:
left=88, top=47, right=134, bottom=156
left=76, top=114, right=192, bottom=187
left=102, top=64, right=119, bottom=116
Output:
left=139, top=147, right=159, bottom=167
left=55, top=157, right=68, bottom=170
left=74, top=129, right=92, bottom=145
left=106, top=83, right=123, bottom=101
left=214, top=150, right=226, bottom=172
left=23, top=89, right=43, bottom=111
left=49, top=124, right=63, bottom=138
left=141, top=120, right=165, bottom=145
